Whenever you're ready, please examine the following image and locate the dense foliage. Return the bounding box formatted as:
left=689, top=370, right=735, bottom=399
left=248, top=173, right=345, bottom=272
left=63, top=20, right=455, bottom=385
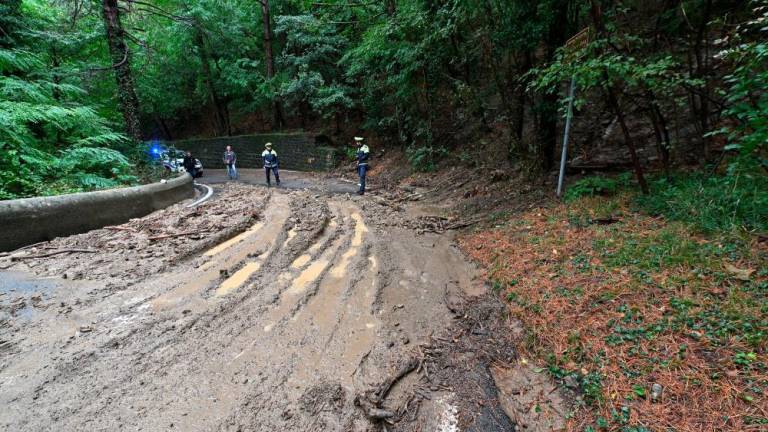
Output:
left=1, top=0, right=766, bottom=197
left=0, top=0, right=135, bottom=198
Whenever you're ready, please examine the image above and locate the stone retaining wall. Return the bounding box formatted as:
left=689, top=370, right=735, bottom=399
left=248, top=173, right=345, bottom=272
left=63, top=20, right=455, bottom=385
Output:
left=168, top=133, right=337, bottom=171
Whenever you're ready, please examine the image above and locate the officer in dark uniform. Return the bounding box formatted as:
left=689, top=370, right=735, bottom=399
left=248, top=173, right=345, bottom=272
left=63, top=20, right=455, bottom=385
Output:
left=355, top=137, right=369, bottom=195
left=262, top=142, right=280, bottom=187
left=182, top=151, right=198, bottom=178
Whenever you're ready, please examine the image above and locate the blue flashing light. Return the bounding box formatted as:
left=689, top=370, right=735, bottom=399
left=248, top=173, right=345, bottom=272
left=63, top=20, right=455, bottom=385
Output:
left=149, top=141, right=162, bottom=158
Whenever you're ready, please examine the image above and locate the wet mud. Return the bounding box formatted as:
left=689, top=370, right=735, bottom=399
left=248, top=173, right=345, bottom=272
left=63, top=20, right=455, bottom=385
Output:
left=0, top=180, right=530, bottom=431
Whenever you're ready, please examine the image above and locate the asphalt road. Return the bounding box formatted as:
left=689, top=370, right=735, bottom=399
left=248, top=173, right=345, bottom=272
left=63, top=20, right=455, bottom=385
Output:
left=200, top=168, right=359, bottom=195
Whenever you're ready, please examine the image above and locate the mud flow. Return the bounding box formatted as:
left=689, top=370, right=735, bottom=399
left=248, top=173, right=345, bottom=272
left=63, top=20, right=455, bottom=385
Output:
left=0, top=180, right=532, bottom=431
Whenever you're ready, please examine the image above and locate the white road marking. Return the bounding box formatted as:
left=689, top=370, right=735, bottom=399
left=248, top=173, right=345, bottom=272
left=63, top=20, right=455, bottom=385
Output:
left=187, top=183, right=214, bottom=207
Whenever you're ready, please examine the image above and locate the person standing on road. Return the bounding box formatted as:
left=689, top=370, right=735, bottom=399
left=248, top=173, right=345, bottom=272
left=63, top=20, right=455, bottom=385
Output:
left=182, top=150, right=198, bottom=179
left=262, top=142, right=280, bottom=187
left=223, top=145, right=238, bottom=180
left=355, top=136, right=369, bottom=195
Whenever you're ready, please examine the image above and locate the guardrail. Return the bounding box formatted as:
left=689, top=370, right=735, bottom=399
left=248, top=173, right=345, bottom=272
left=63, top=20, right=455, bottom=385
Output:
left=0, top=174, right=194, bottom=252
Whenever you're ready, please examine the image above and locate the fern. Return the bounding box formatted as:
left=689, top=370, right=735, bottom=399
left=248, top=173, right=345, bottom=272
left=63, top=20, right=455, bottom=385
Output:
left=0, top=49, right=44, bottom=73
left=0, top=45, right=134, bottom=199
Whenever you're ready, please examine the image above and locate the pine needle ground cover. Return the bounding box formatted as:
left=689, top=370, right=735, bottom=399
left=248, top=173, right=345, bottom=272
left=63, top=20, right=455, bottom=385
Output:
left=459, top=195, right=767, bottom=432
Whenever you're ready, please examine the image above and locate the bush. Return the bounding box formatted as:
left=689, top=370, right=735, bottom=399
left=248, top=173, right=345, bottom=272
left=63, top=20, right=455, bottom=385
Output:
left=406, top=145, right=448, bottom=172
left=635, top=173, right=768, bottom=234
left=564, top=173, right=631, bottom=202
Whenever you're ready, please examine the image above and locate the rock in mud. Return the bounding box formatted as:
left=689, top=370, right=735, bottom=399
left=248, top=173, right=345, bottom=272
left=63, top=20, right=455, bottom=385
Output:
left=651, top=383, right=663, bottom=402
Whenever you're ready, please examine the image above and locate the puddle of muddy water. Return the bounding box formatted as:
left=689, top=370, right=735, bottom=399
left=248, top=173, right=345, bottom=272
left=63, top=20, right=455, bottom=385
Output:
left=0, top=272, right=87, bottom=322
left=0, top=272, right=58, bottom=296
left=156, top=200, right=292, bottom=310
left=286, top=259, right=328, bottom=296
left=290, top=254, right=311, bottom=269
left=204, top=222, right=265, bottom=258
left=216, top=262, right=262, bottom=296
left=307, top=220, right=338, bottom=255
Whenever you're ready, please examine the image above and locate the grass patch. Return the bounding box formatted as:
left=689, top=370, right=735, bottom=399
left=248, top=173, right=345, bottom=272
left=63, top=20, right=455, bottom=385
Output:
left=635, top=173, right=768, bottom=234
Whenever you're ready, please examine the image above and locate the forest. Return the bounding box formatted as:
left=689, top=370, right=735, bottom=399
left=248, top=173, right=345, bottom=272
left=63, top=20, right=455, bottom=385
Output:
left=1, top=1, right=767, bottom=431
left=1, top=0, right=766, bottom=200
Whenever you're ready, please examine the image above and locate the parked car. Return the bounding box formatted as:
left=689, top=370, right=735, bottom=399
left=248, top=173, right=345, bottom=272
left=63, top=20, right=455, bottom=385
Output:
left=160, top=148, right=204, bottom=178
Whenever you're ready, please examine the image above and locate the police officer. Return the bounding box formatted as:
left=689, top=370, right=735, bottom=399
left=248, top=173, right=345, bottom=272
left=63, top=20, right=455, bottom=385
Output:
left=355, top=136, right=369, bottom=195
left=262, top=142, right=280, bottom=187
left=182, top=150, right=198, bottom=178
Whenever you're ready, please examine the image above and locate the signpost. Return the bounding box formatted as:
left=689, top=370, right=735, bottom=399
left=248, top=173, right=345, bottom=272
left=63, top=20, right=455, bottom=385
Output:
left=557, top=27, right=592, bottom=198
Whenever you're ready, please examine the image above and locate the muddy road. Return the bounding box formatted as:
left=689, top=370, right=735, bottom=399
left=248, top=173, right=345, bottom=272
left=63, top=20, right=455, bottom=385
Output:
left=0, top=175, right=521, bottom=432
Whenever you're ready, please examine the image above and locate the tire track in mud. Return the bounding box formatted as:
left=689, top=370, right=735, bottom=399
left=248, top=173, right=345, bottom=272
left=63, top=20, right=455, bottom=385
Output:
left=1, top=186, right=492, bottom=432
left=3, top=192, right=295, bottom=431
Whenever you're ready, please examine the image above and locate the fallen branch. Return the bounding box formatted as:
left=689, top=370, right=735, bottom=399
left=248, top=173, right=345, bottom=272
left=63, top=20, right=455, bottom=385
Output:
left=355, top=357, right=420, bottom=422
left=3, top=241, right=48, bottom=256
left=11, top=249, right=97, bottom=261
left=446, top=219, right=480, bottom=230
left=375, top=357, right=419, bottom=401
left=104, top=226, right=139, bottom=233
left=148, top=230, right=211, bottom=241
left=590, top=217, right=621, bottom=225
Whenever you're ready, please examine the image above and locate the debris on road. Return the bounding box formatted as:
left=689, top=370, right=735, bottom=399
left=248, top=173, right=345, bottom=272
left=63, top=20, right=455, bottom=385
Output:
left=1, top=184, right=269, bottom=288
left=0, top=178, right=524, bottom=432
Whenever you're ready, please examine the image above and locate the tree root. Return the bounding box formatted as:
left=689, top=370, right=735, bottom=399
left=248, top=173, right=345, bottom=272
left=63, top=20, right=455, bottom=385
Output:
left=355, top=357, right=419, bottom=422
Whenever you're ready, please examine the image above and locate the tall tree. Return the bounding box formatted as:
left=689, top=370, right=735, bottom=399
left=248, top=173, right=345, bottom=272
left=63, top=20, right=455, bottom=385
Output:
left=194, top=27, right=231, bottom=136
left=537, top=0, right=572, bottom=171
left=101, top=0, right=142, bottom=141
left=258, top=0, right=284, bottom=128
left=588, top=0, right=649, bottom=194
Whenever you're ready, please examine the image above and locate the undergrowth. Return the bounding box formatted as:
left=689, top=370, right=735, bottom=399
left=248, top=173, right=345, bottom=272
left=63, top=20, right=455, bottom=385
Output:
left=567, top=171, right=768, bottom=235
left=636, top=173, right=768, bottom=234
left=460, top=175, right=768, bottom=432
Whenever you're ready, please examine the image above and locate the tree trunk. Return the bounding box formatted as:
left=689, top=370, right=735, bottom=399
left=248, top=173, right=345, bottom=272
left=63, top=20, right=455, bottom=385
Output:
left=385, top=0, right=396, bottom=16
left=646, top=95, right=671, bottom=177
left=195, top=29, right=230, bottom=136
left=335, top=112, right=341, bottom=135
left=692, top=0, right=713, bottom=161
left=536, top=0, right=571, bottom=170
left=514, top=50, right=533, bottom=142
left=101, top=0, right=142, bottom=141
left=589, top=0, right=648, bottom=194
left=260, top=0, right=284, bottom=129
left=607, top=87, right=649, bottom=194
left=156, top=115, right=173, bottom=141
left=536, top=94, right=559, bottom=171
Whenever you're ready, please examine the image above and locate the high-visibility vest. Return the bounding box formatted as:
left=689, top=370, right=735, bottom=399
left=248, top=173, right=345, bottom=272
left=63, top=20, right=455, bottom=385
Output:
left=357, top=145, right=370, bottom=165
left=262, top=149, right=278, bottom=167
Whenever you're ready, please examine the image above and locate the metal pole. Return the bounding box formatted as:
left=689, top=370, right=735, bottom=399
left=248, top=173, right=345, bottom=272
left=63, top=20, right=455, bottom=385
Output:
left=556, top=75, right=577, bottom=198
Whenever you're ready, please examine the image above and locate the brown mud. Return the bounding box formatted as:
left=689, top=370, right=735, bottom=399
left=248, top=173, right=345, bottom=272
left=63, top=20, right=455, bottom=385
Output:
left=0, top=175, right=562, bottom=431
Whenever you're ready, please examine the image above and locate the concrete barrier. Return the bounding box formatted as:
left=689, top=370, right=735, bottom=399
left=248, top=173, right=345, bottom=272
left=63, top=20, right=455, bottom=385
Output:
left=0, top=174, right=194, bottom=252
